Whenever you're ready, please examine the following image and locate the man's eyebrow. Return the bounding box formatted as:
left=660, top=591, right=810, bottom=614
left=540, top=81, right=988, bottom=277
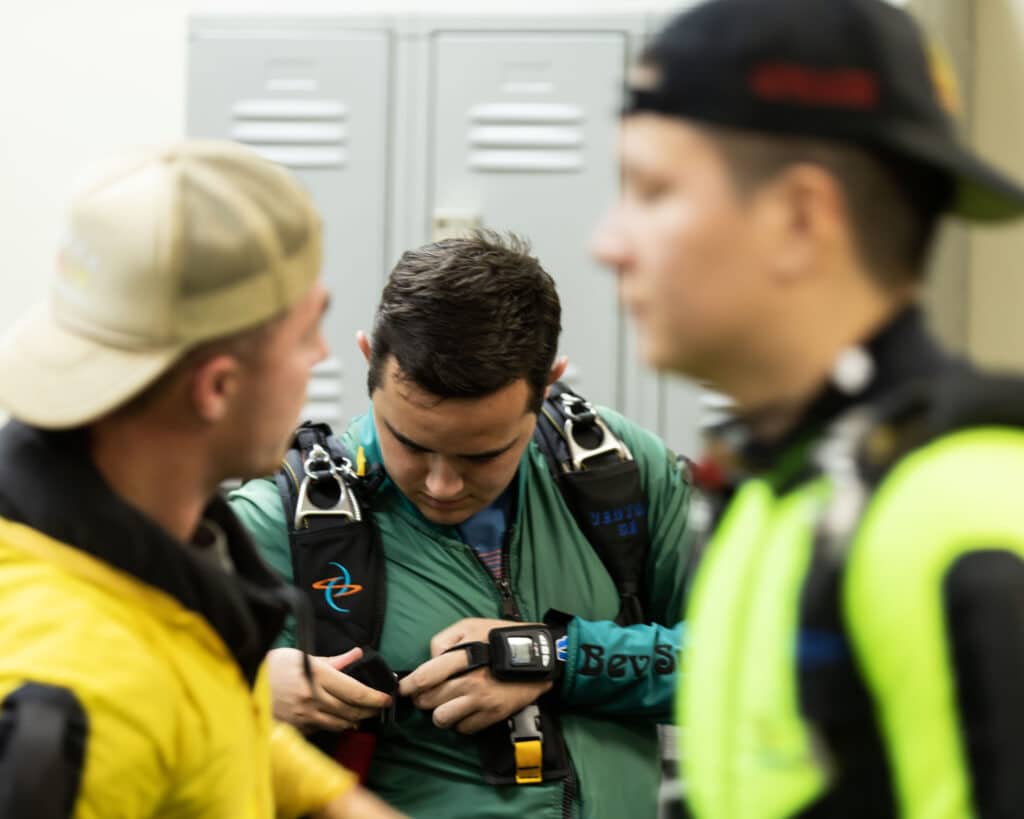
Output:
left=383, top=418, right=520, bottom=459
left=384, top=419, right=432, bottom=452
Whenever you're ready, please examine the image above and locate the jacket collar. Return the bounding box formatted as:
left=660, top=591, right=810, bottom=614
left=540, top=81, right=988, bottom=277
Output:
left=0, top=421, right=288, bottom=684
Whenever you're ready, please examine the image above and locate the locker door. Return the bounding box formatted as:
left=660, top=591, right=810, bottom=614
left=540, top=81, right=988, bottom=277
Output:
left=429, top=32, right=626, bottom=410
left=188, top=27, right=391, bottom=426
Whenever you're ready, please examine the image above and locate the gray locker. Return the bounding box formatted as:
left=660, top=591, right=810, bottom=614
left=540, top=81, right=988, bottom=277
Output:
left=187, top=24, right=392, bottom=426
left=185, top=11, right=707, bottom=456
left=428, top=31, right=627, bottom=410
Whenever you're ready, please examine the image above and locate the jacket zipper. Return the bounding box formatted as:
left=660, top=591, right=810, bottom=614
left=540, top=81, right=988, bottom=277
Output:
left=465, top=527, right=578, bottom=818
left=464, top=524, right=523, bottom=621
left=496, top=528, right=521, bottom=621
left=561, top=764, right=577, bottom=819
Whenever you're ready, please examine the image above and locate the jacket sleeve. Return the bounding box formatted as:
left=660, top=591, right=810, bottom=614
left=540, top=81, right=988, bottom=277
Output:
left=559, top=619, right=683, bottom=720
left=269, top=721, right=357, bottom=819
left=229, top=477, right=298, bottom=648
left=556, top=409, right=692, bottom=718
left=0, top=611, right=184, bottom=819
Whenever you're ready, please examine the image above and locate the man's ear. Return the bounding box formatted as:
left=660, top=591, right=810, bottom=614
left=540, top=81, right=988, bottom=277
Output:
left=763, top=163, right=845, bottom=285
left=356, top=330, right=372, bottom=363
left=544, top=356, right=570, bottom=397
left=189, top=354, right=243, bottom=423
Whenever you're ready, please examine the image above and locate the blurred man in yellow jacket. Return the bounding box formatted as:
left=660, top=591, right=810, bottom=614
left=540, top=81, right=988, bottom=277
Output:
left=0, top=141, right=404, bottom=819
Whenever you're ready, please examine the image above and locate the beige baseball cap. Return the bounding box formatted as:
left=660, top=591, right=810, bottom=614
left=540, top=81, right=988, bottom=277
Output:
left=0, top=140, right=322, bottom=429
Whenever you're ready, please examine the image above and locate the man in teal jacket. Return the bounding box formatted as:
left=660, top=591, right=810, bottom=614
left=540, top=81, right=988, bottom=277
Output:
left=593, top=0, right=1024, bottom=816
left=230, top=232, right=690, bottom=818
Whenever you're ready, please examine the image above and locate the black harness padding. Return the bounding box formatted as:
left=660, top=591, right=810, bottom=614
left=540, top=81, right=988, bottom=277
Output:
left=276, top=423, right=388, bottom=658
left=477, top=695, right=572, bottom=786
left=0, top=683, right=88, bottom=819
left=534, top=382, right=652, bottom=626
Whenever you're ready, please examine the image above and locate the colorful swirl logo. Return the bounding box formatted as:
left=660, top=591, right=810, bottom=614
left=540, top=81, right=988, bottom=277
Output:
left=311, top=561, right=364, bottom=614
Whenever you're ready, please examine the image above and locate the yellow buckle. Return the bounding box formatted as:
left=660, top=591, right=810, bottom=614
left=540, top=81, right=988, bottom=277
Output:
left=514, top=739, right=543, bottom=784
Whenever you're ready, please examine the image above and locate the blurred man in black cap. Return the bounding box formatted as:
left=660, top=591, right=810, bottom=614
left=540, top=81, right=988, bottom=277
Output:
left=594, top=0, right=1024, bottom=816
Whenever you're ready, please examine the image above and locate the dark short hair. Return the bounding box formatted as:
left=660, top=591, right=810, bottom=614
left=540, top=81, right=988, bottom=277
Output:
left=367, top=231, right=561, bottom=413
left=705, top=126, right=953, bottom=287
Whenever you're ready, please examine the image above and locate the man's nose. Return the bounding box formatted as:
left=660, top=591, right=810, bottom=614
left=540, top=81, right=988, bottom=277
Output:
left=424, top=455, right=464, bottom=499
left=590, top=206, right=630, bottom=272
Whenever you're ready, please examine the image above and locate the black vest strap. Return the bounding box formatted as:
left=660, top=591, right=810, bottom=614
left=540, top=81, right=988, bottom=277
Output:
left=276, top=422, right=388, bottom=657
left=0, top=683, right=87, bottom=819
left=534, top=382, right=652, bottom=626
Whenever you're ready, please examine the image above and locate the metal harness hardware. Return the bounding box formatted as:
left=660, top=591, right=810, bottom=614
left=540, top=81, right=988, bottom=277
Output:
left=558, top=392, right=632, bottom=472
left=294, top=443, right=362, bottom=529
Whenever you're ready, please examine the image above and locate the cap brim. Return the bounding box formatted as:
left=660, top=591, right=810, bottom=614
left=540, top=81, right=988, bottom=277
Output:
left=0, top=304, right=186, bottom=429
left=881, top=122, right=1024, bottom=222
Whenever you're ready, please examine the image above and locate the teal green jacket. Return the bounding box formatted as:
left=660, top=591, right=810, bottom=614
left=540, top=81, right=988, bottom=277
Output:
left=230, top=407, right=690, bottom=819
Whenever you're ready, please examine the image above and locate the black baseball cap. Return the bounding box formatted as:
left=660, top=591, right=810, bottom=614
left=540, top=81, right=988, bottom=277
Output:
left=625, top=0, right=1024, bottom=222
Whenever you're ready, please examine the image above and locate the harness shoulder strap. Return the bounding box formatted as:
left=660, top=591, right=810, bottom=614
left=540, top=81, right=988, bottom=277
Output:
left=533, top=383, right=652, bottom=626
left=275, top=421, right=388, bottom=653
left=0, top=683, right=87, bottom=819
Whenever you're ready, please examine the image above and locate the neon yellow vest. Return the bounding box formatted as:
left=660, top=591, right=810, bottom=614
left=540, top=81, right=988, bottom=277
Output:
left=679, top=427, right=1024, bottom=818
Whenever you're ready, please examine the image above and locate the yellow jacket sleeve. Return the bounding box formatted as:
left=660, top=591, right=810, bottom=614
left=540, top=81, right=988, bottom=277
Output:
left=270, top=721, right=357, bottom=819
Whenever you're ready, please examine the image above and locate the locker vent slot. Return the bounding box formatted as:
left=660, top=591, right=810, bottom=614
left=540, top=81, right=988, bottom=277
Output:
left=301, top=357, right=344, bottom=424
left=231, top=99, right=348, bottom=169
left=467, top=103, right=584, bottom=173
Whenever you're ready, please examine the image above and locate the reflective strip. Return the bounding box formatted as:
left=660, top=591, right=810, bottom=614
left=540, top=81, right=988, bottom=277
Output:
left=680, top=478, right=829, bottom=818
left=844, top=427, right=1024, bottom=816
left=514, top=740, right=543, bottom=784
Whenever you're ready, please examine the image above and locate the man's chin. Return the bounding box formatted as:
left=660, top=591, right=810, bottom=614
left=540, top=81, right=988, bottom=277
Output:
left=415, top=500, right=477, bottom=526
left=639, top=335, right=676, bottom=373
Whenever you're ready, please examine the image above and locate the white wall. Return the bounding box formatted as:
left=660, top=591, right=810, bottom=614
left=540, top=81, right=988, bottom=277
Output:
left=969, top=0, right=1024, bottom=370
left=0, top=1, right=191, bottom=334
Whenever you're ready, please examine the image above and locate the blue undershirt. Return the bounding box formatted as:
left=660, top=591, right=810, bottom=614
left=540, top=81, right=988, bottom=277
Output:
left=456, top=483, right=514, bottom=580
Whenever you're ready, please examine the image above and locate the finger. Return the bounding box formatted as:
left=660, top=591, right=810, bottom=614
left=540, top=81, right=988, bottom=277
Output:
left=433, top=695, right=478, bottom=730
left=429, top=621, right=472, bottom=658
left=313, top=693, right=385, bottom=724
left=307, top=710, right=358, bottom=734
left=453, top=709, right=502, bottom=735
left=410, top=675, right=471, bottom=712
left=315, top=663, right=393, bottom=709
left=399, top=651, right=469, bottom=697
left=324, top=647, right=363, bottom=671
left=312, top=681, right=390, bottom=721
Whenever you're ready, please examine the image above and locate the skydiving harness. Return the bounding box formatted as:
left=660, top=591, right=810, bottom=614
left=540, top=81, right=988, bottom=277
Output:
left=274, top=382, right=652, bottom=790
